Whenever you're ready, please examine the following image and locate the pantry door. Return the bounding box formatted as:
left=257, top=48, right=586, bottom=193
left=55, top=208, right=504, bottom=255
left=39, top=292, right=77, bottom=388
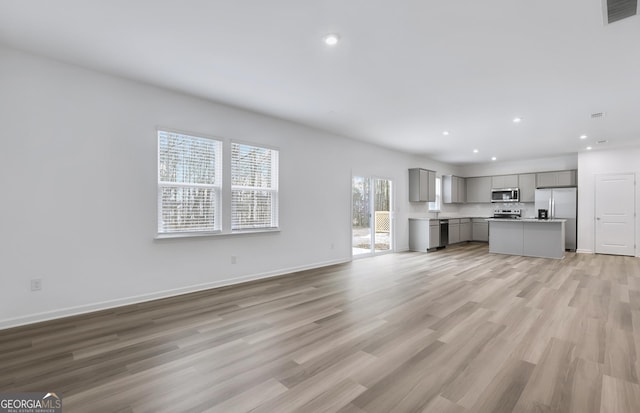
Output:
left=595, top=173, right=635, bottom=256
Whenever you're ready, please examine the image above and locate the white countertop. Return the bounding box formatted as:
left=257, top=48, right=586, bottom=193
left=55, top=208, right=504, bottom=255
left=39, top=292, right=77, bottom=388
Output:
left=409, top=216, right=491, bottom=221
left=487, top=218, right=567, bottom=223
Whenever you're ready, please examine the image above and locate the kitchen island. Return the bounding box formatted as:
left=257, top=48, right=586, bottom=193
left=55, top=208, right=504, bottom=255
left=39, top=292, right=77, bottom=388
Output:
left=487, top=218, right=566, bottom=259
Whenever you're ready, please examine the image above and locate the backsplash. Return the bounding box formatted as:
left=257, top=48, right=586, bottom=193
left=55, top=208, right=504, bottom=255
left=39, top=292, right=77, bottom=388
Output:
left=457, top=202, right=536, bottom=218
left=409, top=202, right=538, bottom=219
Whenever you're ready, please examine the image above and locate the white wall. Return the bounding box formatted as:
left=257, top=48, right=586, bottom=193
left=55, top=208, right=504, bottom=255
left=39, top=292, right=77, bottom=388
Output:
left=0, top=46, right=451, bottom=329
left=459, top=154, right=577, bottom=177
left=577, top=147, right=640, bottom=256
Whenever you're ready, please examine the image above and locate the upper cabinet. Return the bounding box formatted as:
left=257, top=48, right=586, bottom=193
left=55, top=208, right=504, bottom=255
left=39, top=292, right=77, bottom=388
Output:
left=536, top=170, right=577, bottom=188
left=491, top=174, right=519, bottom=189
left=466, top=176, right=492, bottom=203
left=443, top=175, right=466, bottom=203
left=518, top=173, right=536, bottom=202
left=457, top=177, right=466, bottom=203
left=409, top=168, right=436, bottom=202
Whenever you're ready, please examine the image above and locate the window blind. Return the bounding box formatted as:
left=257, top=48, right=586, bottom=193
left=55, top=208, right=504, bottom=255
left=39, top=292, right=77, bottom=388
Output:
left=231, top=143, right=279, bottom=230
left=158, top=131, right=222, bottom=234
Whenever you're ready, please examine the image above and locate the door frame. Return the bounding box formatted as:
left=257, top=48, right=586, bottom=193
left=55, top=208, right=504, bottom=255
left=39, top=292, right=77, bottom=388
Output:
left=351, top=173, right=395, bottom=259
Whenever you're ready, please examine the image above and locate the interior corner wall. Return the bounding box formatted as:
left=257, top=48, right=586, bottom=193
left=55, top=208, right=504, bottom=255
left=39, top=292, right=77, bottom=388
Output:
left=577, top=147, right=640, bottom=256
left=0, top=45, right=451, bottom=329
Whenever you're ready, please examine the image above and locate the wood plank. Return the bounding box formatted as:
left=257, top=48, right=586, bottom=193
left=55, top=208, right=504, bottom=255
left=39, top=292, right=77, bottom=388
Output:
left=0, top=244, right=639, bottom=412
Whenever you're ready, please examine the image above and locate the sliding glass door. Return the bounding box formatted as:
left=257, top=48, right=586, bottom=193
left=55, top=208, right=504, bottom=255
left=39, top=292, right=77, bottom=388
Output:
left=352, top=176, right=393, bottom=256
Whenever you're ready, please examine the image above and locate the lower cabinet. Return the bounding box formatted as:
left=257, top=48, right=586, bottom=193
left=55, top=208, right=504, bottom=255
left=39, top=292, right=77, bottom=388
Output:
left=472, top=219, right=489, bottom=242
left=411, top=218, right=488, bottom=250
left=409, top=219, right=439, bottom=251
left=448, top=219, right=460, bottom=244
left=460, top=219, right=471, bottom=242
left=429, top=221, right=440, bottom=249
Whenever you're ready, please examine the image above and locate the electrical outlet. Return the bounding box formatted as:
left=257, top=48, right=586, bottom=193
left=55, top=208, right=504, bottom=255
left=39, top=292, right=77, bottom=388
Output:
left=31, top=278, right=42, bottom=291
left=231, top=256, right=237, bottom=264
left=330, top=242, right=335, bottom=250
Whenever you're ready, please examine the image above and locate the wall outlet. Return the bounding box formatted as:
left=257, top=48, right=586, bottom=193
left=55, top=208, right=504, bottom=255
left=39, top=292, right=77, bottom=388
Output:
left=31, top=278, right=42, bottom=291
left=330, top=242, right=335, bottom=250
left=231, top=255, right=237, bottom=264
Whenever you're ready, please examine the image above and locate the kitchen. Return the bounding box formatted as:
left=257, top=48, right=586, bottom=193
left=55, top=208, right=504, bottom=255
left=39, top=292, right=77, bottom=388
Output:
left=409, top=167, right=577, bottom=259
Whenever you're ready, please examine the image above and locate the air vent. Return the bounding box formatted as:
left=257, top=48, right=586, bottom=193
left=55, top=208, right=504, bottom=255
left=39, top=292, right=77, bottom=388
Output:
left=604, top=0, right=637, bottom=24
left=590, top=112, right=606, bottom=118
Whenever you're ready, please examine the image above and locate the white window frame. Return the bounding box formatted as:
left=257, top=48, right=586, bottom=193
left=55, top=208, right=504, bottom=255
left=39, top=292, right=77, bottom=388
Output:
left=230, top=141, right=280, bottom=232
left=157, top=130, right=223, bottom=237
left=156, top=129, right=280, bottom=238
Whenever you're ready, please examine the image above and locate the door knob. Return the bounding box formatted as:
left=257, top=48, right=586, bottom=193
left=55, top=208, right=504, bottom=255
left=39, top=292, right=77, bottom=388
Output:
left=596, top=217, right=601, bottom=220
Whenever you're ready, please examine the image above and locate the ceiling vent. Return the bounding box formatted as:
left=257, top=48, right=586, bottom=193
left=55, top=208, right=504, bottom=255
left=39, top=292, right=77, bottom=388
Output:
left=590, top=112, right=606, bottom=118
left=603, top=0, right=637, bottom=24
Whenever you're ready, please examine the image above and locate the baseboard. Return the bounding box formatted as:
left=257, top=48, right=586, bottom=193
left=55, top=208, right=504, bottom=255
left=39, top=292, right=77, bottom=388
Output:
left=0, top=257, right=351, bottom=331
left=576, top=249, right=594, bottom=254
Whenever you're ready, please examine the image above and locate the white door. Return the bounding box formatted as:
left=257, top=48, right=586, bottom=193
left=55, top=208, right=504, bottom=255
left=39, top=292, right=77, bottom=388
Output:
left=595, top=174, right=635, bottom=256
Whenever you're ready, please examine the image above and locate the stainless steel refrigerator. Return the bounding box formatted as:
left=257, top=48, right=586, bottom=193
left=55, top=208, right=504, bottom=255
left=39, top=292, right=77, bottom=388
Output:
left=535, top=187, right=577, bottom=251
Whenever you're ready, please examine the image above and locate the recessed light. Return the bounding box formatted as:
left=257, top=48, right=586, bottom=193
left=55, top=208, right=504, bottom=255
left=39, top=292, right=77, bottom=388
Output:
left=586, top=146, right=592, bottom=150
left=513, top=117, right=522, bottom=123
left=323, top=33, right=340, bottom=46
left=491, top=156, right=497, bottom=161
left=580, top=135, right=588, bottom=140
left=443, top=131, right=450, bottom=136
left=473, top=149, right=479, bottom=153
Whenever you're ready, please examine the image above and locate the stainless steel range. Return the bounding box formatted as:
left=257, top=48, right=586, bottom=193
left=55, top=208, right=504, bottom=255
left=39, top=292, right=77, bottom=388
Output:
left=493, top=208, right=521, bottom=219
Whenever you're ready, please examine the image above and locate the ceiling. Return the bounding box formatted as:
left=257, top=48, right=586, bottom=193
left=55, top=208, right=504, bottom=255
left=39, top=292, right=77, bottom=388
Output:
left=1, top=0, right=639, bottom=164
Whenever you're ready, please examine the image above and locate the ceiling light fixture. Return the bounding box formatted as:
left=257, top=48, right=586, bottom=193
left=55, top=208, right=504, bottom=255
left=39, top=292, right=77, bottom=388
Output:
left=473, top=149, right=479, bottom=153
left=580, top=135, right=588, bottom=140
left=491, top=156, right=497, bottom=161
left=323, top=33, right=340, bottom=46
left=443, top=131, right=449, bottom=136
left=513, top=117, right=522, bottom=123
left=586, top=146, right=592, bottom=150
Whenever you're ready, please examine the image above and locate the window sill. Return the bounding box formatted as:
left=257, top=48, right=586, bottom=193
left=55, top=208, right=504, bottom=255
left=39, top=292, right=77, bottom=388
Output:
left=155, top=228, right=280, bottom=240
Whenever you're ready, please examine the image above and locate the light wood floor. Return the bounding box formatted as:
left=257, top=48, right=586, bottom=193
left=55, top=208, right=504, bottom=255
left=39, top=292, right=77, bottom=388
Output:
left=2, top=243, right=640, bottom=412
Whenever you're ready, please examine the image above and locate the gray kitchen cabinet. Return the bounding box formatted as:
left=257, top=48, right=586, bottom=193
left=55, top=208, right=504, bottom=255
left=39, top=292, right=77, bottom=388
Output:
left=536, top=170, right=576, bottom=188
left=491, top=174, right=519, bottom=189
left=518, top=173, right=536, bottom=202
left=472, top=218, right=489, bottom=242
left=409, top=168, right=436, bottom=202
left=409, top=219, right=438, bottom=251
left=448, top=219, right=460, bottom=244
left=429, top=220, right=440, bottom=249
left=466, top=176, right=492, bottom=203
left=409, top=218, right=441, bottom=251
left=457, top=177, right=466, bottom=203
left=443, top=175, right=466, bottom=203
left=556, top=170, right=577, bottom=187
left=459, top=219, right=471, bottom=242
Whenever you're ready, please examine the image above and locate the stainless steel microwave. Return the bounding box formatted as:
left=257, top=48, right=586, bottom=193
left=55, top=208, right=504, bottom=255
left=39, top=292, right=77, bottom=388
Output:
left=491, top=188, right=520, bottom=203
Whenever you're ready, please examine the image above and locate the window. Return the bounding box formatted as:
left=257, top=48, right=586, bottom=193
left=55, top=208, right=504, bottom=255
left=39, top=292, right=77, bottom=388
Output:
left=428, top=176, right=441, bottom=211
left=157, top=131, right=222, bottom=234
left=157, top=130, right=279, bottom=237
left=231, top=142, right=279, bottom=230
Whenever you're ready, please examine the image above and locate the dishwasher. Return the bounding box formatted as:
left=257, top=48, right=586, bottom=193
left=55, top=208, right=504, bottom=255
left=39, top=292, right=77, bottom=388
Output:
left=439, top=219, right=449, bottom=247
